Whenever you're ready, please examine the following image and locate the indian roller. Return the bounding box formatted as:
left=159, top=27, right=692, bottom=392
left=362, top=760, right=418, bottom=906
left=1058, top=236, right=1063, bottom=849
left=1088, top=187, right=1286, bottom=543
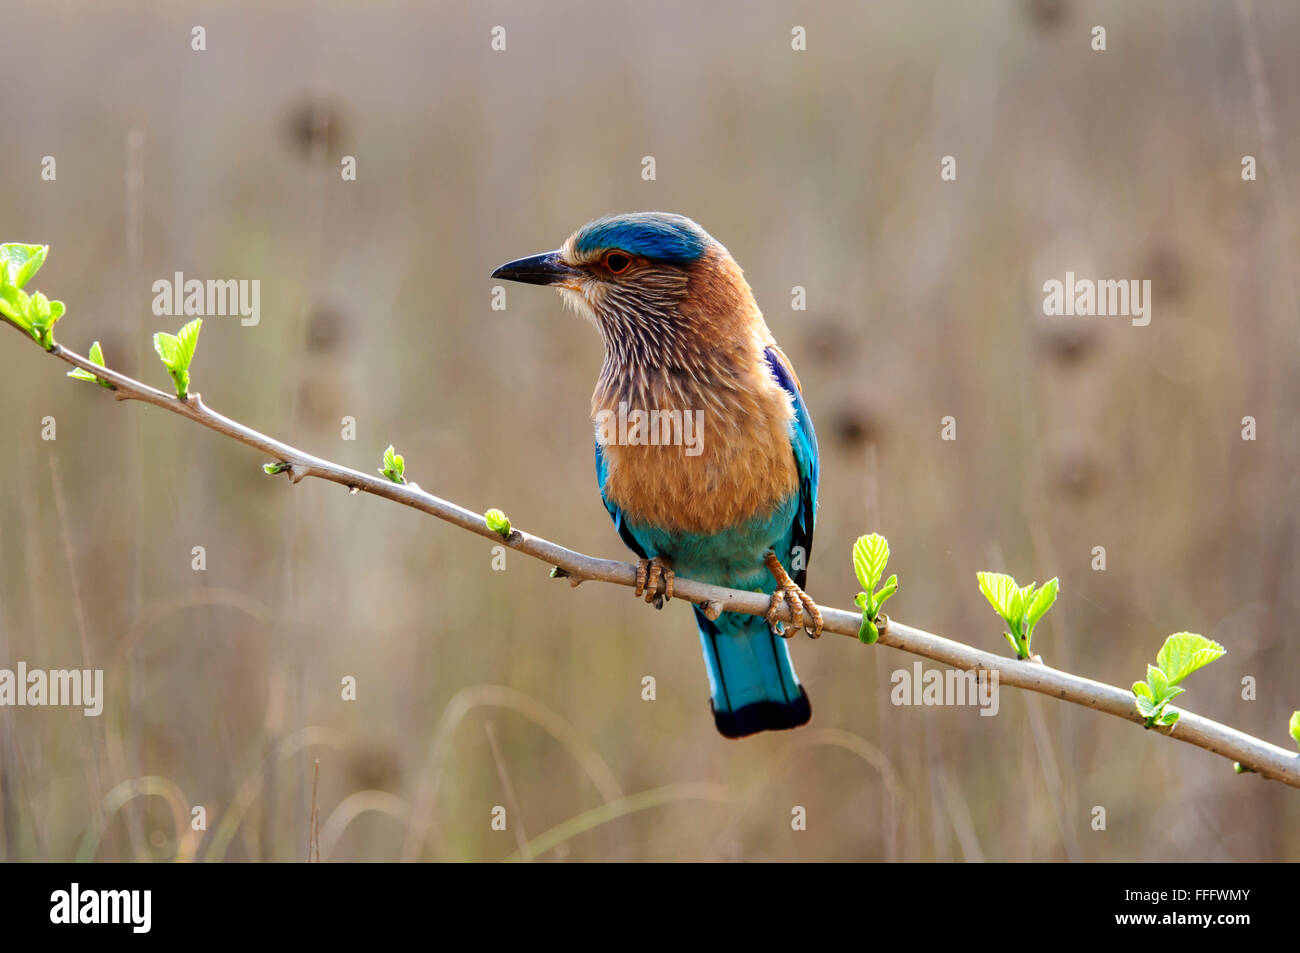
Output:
left=492, top=212, right=821, bottom=738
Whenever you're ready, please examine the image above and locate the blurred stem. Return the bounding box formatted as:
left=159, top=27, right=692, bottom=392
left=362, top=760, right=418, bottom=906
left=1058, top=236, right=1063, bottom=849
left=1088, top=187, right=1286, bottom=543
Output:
left=503, top=783, right=731, bottom=862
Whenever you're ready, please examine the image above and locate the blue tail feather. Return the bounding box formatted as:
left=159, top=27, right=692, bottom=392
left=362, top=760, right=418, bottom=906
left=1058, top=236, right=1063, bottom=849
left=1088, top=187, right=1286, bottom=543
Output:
left=695, top=607, right=811, bottom=738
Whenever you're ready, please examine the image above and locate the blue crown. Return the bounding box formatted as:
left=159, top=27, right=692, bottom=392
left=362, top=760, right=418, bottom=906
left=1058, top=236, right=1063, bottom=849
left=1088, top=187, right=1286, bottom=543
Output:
left=574, top=213, right=712, bottom=265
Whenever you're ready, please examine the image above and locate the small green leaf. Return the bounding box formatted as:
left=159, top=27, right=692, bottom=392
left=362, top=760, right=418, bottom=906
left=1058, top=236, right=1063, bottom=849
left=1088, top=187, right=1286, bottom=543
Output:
left=484, top=508, right=512, bottom=537
left=1010, top=582, right=1034, bottom=628
left=853, top=538, right=897, bottom=642
left=874, top=574, right=898, bottom=610
left=1289, top=711, right=1300, bottom=750
left=263, top=462, right=291, bottom=475
left=1156, top=632, right=1225, bottom=685
left=1133, top=632, right=1221, bottom=729
left=1146, top=665, right=1170, bottom=703
left=176, top=317, right=202, bottom=367
left=980, top=571, right=1040, bottom=656
left=67, top=340, right=112, bottom=387
left=153, top=331, right=181, bottom=366
left=852, top=534, right=890, bottom=592
left=27, top=291, right=65, bottom=347
left=0, top=285, right=32, bottom=330
left=0, top=243, right=48, bottom=289
left=1024, top=578, right=1059, bottom=630
left=153, top=331, right=188, bottom=394
left=379, top=444, right=406, bottom=484
left=153, top=320, right=201, bottom=396
left=977, top=572, right=1019, bottom=627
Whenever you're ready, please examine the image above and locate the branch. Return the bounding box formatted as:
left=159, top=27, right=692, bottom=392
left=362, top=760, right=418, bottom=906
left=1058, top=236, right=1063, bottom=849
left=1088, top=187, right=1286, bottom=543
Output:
left=10, top=320, right=1300, bottom=790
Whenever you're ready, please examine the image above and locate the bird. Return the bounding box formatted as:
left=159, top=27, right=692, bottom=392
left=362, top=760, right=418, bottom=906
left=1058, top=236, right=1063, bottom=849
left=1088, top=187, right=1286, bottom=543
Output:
left=492, top=212, right=820, bottom=738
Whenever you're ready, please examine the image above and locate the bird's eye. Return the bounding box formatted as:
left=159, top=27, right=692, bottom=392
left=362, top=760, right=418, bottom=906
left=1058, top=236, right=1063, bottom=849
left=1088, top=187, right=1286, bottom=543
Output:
left=604, top=252, right=632, bottom=274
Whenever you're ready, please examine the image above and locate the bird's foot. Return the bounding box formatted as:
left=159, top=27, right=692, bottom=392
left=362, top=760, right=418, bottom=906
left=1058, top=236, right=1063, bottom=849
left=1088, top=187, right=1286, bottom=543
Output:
left=763, top=550, right=822, bottom=639
left=634, top=556, right=674, bottom=609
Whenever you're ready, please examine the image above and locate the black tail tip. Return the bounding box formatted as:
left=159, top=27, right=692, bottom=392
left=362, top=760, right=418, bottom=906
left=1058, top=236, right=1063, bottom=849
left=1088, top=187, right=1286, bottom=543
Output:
left=712, top=687, right=811, bottom=739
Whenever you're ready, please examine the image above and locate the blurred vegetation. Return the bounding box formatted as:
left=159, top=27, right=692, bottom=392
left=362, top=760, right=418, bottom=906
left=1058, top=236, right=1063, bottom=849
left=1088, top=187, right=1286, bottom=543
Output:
left=0, top=0, right=1297, bottom=861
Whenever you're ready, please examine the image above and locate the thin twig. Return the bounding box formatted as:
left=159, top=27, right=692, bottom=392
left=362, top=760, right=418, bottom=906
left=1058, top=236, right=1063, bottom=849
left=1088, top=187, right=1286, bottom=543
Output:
left=9, top=323, right=1300, bottom=789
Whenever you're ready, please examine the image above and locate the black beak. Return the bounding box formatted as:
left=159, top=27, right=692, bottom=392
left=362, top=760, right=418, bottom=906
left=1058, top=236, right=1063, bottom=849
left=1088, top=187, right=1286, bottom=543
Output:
left=490, top=250, right=581, bottom=286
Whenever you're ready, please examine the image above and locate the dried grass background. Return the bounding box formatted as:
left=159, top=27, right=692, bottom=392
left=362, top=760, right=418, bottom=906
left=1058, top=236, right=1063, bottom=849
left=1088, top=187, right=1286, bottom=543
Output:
left=0, top=0, right=1297, bottom=860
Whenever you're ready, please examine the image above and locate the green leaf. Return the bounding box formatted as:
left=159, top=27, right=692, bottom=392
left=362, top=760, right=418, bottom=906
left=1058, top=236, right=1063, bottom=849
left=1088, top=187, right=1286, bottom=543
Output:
left=379, top=444, right=406, bottom=484
left=153, top=331, right=181, bottom=366
left=1135, top=694, right=1159, bottom=719
left=875, top=575, right=898, bottom=608
left=153, top=320, right=201, bottom=396
left=852, top=534, right=890, bottom=592
left=1156, top=632, right=1226, bottom=685
left=1289, top=711, right=1300, bottom=750
left=977, top=571, right=1019, bottom=626
left=858, top=616, right=879, bottom=645
left=30, top=291, right=50, bottom=322
left=176, top=318, right=202, bottom=367
left=854, top=592, right=868, bottom=609
left=484, top=508, right=512, bottom=537
left=0, top=243, right=48, bottom=289
left=1132, top=680, right=1153, bottom=700
left=1024, top=578, right=1059, bottom=630
left=1157, top=708, right=1180, bottom=727
left=68, top=341, right=112, bottom=387
left=1146, top=665, right=1170, bottom=703
left=27, top=292, right=65, bottom=347
left=1011, top=582, right=1034, bottom=625
left=0, top=285, right=32, bottom=329
left=263, top=462, right=291, bottom=475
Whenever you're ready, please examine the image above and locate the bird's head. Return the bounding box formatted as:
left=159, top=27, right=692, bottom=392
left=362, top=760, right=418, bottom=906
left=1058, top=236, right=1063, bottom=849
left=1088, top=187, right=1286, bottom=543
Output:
left=492, top=212, right=761, bottom=375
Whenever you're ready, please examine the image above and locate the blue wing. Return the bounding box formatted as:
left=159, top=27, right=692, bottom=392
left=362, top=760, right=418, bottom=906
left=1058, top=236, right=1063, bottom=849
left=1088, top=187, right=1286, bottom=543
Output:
left=763, top=346, right=819, bottom=588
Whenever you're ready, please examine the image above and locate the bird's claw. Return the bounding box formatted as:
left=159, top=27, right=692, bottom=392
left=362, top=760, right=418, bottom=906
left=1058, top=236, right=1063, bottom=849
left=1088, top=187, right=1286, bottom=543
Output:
left=634, top=556, right=674, bottom=609
left=763, top=551, right=823, bottom=638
